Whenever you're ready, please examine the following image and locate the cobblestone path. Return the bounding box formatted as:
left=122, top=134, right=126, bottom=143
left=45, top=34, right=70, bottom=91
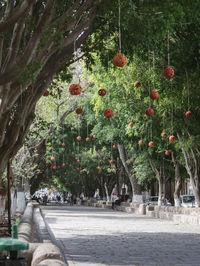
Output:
left=41, top=205, right=200, bottom=266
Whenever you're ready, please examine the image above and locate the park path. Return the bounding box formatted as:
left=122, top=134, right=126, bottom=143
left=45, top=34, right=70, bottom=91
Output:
left=41, top=205, right=200, bottom=266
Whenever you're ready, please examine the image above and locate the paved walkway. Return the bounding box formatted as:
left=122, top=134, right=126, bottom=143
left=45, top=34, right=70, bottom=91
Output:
left=41, top=205, right=200, bottom=266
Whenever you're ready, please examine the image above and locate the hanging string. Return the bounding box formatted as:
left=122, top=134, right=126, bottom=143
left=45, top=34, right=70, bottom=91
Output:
left=87, top=120, right=89, bottom=137
left=152, top=51, right=155, bottom=90
left=148, top=50, right=151, bottom=107
left=185, top=69, right=190, bottom=109
left=167, top=30, right=170, bottom=66
left=171, top=103, right=174, bottom=134
left=150, top=117, right=153, bottom=140
left=118, top=0, right=122, bottom=53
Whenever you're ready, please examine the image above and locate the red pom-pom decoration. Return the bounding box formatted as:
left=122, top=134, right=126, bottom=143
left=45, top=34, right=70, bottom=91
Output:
left=148, top=141, right=154, bottom=147
left=104, top=108, right=114, bottom=118
left=43, top=91, right=50, bottom=96
left=98, top=89, right=107, bottom=96
left=61, top=143, right=65, bottom=147
left=51, top=156, right=55, bottom=161
left=62, top=163, right=65, bottom=167
left=163, top=67, right=174, bottom=79
left=129, top=122, right=134, bottom=127
left=93, top=135, right=97, bottom=139
left=69, top=84, right=82, bottom=95
left=145, top=108, right=154, bottom=116
left=169, top=135, right=175, bottom=142
left=52, top=165, right=57, bottom=170
left=165, top=150, right=171, bottom=156
left=185, top=111, right=192, bottom=118
left=112, top=53, right=127, bottom=67
left=86, top=137, right=90, bottom=142
left=138, top=140, right=143, bottom=146
left=134, top=81, right=141, bottom=88
left=77, top=136, right=82, bottom=141
left=161, top=132, right=167, bottom=138
left=113, top=144, right=117, bottom=149
left=76, top=108, right=83, bottom=115
left=110, top=159, right=114, bottom=164
left=150, top=90, right=159, bottom=100
left=131, top=158, right=135, bottom=163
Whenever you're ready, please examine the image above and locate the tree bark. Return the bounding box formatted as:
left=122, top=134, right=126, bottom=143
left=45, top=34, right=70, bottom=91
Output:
left=177, top=133, right=200, bottom=207
left=149, top=160, right=163, bottom=206
left=117, top=144, right=142, bottom=203
left=171, top=152, right=182, bottom=207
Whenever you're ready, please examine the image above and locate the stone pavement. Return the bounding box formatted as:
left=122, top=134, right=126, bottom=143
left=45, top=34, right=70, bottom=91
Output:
left=41, top=205, right=200, bottom=266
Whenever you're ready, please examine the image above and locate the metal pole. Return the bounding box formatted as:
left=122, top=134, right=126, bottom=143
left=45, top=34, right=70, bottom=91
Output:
left=7, top=161, right=11, bottom=235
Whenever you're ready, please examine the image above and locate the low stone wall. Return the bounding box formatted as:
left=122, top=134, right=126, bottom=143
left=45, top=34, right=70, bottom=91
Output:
left=146, top=205, right=200, bottom=225
left=18, top=201, right=67, bottom=266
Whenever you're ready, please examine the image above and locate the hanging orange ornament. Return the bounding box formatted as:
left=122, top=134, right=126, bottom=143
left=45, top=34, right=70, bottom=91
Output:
left=138, top=140, right=143, bottom=146
left=98, top=89, right=107, bottom=96
left=165, top=150, right=171, bottom=156
left=169, top=135, right=175, bottom=142
left=145, top=108, right=154, bottom=117
left=110, top=159, right=114, bottom=164
left=131, top=158, right=135, bottom=163
left=134, top=81, right=141, bottom=88
left=161, top=132, right=167, bottom=138
left=69, top=84, right=82, bottom=95
left=61, top=143, right=65, bottom=147
left=51, top=156, right=55, bottom=161
left=112, top=53, right=127, bottom=67
left=163, top=67, right=174, bottom=79
left=86, top=137, right=90, bottom=142
left=104, top=108, right=114, bottom=118
left=43, top=91, right=50, bottom=96
left=150, top=91, right=159, bottom=100
left=93, top=135, right=97, bottom=139
left=185, top=111, right=192, bottom=118
left=148, top=141, right=154, bottom=147
left=77, top=136, right=82, bottom=141
left=76, top=108, right=83, bottom=115
left=113, top=144, right=117, bottom=149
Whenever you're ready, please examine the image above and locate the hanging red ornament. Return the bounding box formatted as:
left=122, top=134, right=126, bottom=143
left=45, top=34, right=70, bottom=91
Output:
left=57, top=166, right=60, bottom=169
left=113, top=144, right=117, bottom=149
left=110, top=159, right=114, bottom=164
left=77, top=159, right=80, bottom=163
left=76, top=167, right=79, bottom=171
left=169, top=135, right=175, bottom=142
left=138, top=140, right=143, bottom=146
left=93, top=135, right=97, bottom=139
left=145, top=108, right=154, bottom=117
left=161, top=132, right=167, bottom=138
left=134, top=81, right=141, bottom=88
left=129, top=122, right=134, bottom=127
left=98, top=89, right=107, bottom=96
left=148, top=141, right=154, bottom=147
left=98, top=171, right=102, bottom=175
left=52, top=165, right=57, bottom=170
left=165, top=150, right=171, bottom=156
left=51, top=156, right=55, bottom=161
left=69, top=84, right=82, bottom=95
left=150, top=91, right=159, bottom=100
left=131, top=158, right=135, bottom=163
left=86, top=137, right=90, bottom=142
left=185, top=111, right=192, bottom=118
left=62, top=163, right=65, bottom=167
left=61, top=143, right=65, bottom=147
left=76, top=108, right=83, bottom=115
left=163, top=67, right=174, bottom=79
left=43, top=91, right=50, bottom=96
left=104, top=108, right=114, bottom=118
left=77, top=136, right=82, bottom=141
left=97, top=166, right=101, bottom=170
left=112, top=53, right=127, bottom=67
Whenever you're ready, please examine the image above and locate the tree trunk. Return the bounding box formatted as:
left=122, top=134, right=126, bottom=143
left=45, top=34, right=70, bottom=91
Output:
left=172, top=153, right=182, bottom=207
left=0, top=195, right=6, bottom=221
left=177, top=133, right=200, bottom=207
left=104, top=182, right=110, bottom=202
left=149, top=160, right=163, bottom=206
left=117, top=144, right=142, bottom=203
